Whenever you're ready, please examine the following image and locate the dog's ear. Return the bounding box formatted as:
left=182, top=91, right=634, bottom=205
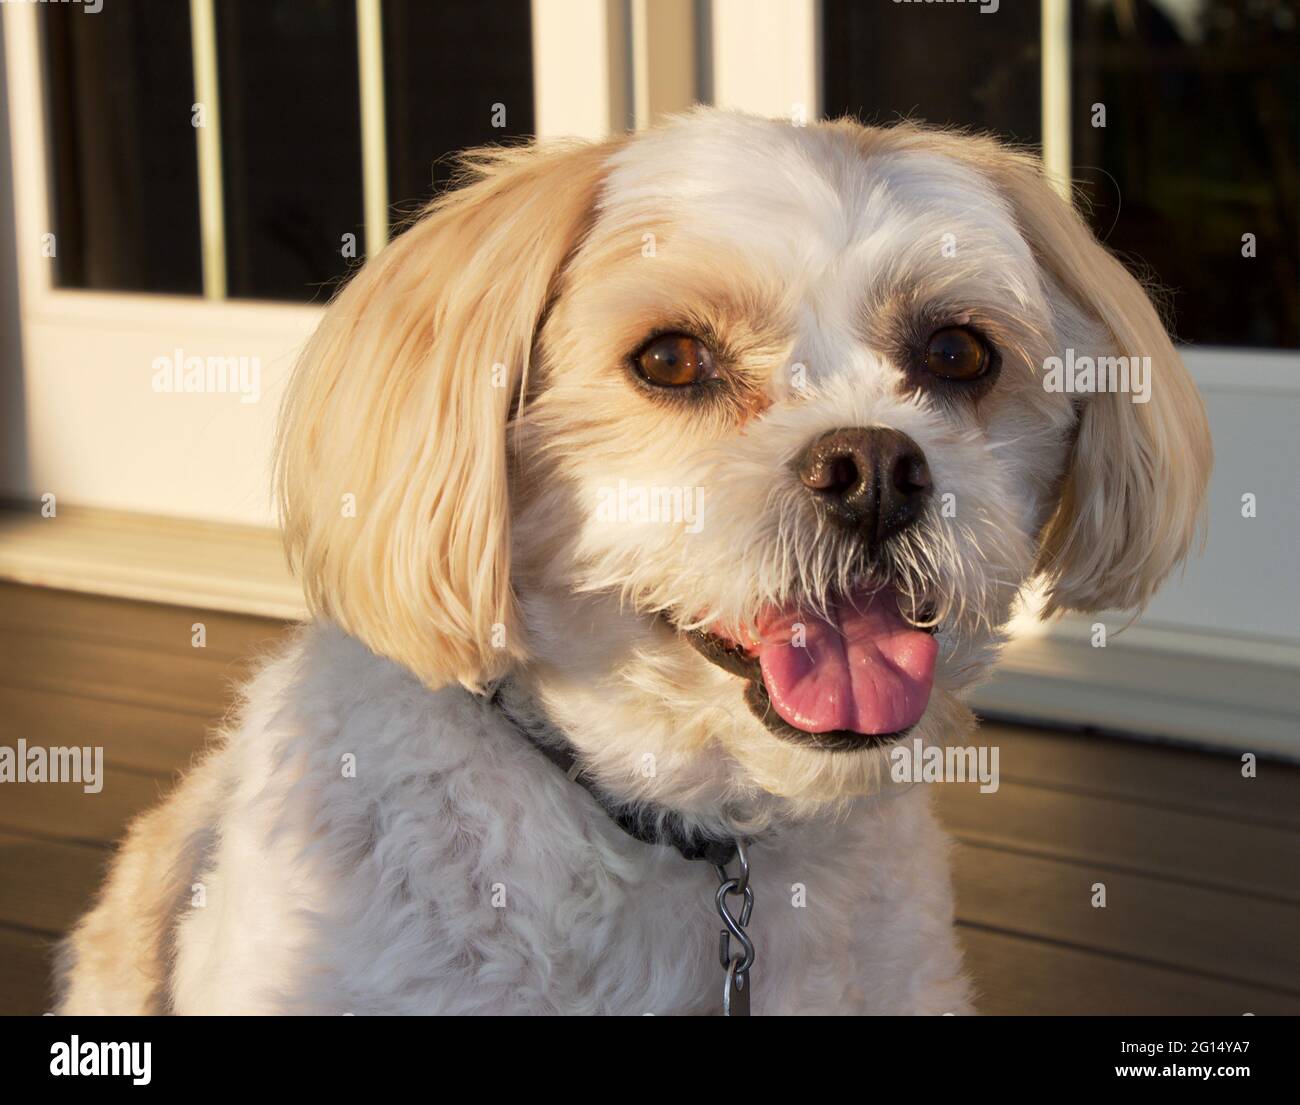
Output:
left=964, top=144, right=1213, bottom=614
left=277, top=139, right=619, bottom=690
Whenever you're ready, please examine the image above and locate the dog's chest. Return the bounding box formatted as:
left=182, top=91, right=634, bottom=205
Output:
left=301, top=767, right=899, bottom=1015
left=275, top=759, right=878, bottom=1013
left=311, top=823, right=877, bottom=1015
left=187, top=633, right=950, bottom=1014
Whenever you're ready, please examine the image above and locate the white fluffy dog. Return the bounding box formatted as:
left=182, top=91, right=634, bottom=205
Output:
left=58, top=110, right=1211, bottom=1015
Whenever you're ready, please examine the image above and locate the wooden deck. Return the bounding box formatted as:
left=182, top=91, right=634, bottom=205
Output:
left=1, top=581, right=1298, bottom=1014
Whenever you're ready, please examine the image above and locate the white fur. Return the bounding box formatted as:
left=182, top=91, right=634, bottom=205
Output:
left=63, top=625, right=968, bottom=1015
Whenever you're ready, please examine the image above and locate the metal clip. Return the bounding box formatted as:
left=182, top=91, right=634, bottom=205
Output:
left=714, top=839, right=754, bottom=1016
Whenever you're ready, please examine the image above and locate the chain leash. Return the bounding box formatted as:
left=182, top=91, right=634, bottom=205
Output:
left=713, top=839, right=754, bottom=1016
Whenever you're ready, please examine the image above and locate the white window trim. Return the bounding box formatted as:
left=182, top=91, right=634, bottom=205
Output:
left=1041, top=0, right=1071, bottom=196
left=531, top=0, right=629, bottom=138
left=2, top=1, right=325, bottom=379
left=710, top=0, right=819, bottom=123
left=188, top=0, right=226, bottom=298
left=356, top=0, right=390, bottom=256
left=1, top=0, right=625, bottom=529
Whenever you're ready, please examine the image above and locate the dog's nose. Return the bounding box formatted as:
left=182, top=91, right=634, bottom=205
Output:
left=795, top=427, right=932, bottom=544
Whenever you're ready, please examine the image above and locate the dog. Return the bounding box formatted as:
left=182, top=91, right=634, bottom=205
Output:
left=57, top=109, right=1211, bottom=1015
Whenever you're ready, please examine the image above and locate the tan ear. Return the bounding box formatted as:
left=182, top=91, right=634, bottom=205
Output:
left=909, top=134, right=1212, bottom=614
left=276, top=138, right=620, bottom=690
left=1000, top=159, right=1212, bottom=613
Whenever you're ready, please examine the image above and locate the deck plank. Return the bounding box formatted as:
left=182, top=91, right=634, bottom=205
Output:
left=0, top=925, right=56, bottom=1016
left=0, top=631, right=256, bottom=717
left=0, top=760, right=172, bottom=848
left=0, top=580, right=292, bottom=663
left=935, top=779, right=1300, bottom=903
left=0, top=833, right=109, bottom=934
left=978, top=720, right=1300, bottom=830
left=950, top=840, right=1300, bottom=995
left=959, top=925, right=1300, bottom=1015
left=0, top=685, right=214, bottom=777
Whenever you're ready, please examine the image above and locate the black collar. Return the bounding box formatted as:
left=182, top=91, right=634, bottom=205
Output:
left=484, top=682, right=738, bottom=867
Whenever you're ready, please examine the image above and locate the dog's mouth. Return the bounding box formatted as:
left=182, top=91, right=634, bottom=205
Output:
left=678, top=586, right=938, bottom=752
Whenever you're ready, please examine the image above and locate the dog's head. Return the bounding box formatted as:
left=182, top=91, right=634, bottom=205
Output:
left=278, top=110, right=1210, bottom=825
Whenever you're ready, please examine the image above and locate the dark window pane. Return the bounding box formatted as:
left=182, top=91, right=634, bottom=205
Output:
left=383, top=0, right=534, bottom=225
left=43, top=0, right=202, bottom=294
left=216, top=0, right=363, bottom=301
left=1072, top=1, right=1299, bottom=348
left=822, top=1, right=1042, bottom=144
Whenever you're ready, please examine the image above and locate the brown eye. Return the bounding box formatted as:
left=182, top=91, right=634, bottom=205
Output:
left=634, top=333, right=716, bottom=387
left=924, top=327, right=989, bottom=381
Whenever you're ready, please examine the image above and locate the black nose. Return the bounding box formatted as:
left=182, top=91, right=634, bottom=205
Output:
left=795, top=427, right=932, bottom=544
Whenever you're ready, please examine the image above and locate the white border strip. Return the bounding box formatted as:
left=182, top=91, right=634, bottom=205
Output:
left=531, top=0, right=626, bottom=138
left=1040, top=0, right=1071, bottom=198
left=0, top=506, right=304, bottom=620
left=189, top=0, right=227, bottom=299
left=710, top=0, right=818, bottom=122
left=356, top=0, right=389, bottom=255
left=630, top=0, right=652, bottom=130
left=4, top=1, right=54, bottom=310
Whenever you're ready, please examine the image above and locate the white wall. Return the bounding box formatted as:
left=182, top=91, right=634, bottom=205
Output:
left=12, top=301, right=316, bottom=526
left=1142, top=360, right=1300, bottom=640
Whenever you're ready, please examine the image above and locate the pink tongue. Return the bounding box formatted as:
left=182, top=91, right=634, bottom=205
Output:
left=751, top=591, right=937, bottom=736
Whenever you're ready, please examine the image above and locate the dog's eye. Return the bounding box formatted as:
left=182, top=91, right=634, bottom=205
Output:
left=634, top=333, right=716, bottom=387
left=923, top=327, right=989, bottom=381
